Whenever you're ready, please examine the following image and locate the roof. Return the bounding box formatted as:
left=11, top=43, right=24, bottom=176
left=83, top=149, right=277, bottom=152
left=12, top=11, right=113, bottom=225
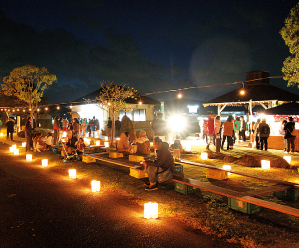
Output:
left=71, top=87, right=160, bottom=106
left=259, top=102, right=299, bottom=115
left=203, top=84, right=299, bottom=106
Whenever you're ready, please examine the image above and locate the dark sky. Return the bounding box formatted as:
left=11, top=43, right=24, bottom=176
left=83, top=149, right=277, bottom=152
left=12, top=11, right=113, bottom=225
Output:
left=0, top=0, right=298, bottom=104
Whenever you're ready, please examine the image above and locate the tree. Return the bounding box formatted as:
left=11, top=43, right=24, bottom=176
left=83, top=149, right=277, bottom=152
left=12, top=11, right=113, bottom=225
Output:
left=96, top=82, right=137, bottom=147
left=280, top=2, right=299, bottom=87
left=2, top=65, right=57, bottom=126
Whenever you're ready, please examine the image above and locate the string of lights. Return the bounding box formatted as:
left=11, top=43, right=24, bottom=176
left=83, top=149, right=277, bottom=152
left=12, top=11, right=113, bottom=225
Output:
left=0, top=76, right=284, bottom=113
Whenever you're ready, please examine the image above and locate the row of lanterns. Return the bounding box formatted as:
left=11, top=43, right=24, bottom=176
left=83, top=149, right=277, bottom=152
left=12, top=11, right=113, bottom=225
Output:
left=8, top=143, right=158, bottom=219
left=200, top=152, right=292, bottom=170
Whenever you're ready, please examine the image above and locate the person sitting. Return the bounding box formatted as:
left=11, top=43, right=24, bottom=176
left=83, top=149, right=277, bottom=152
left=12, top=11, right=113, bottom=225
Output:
left=142, top=137, right=175, bottom=191
left=170, top=134, right=184, bottom=159
left=75, top=137, right=86, bottom=156
left=63, top=131, right=78, bottom=157
left=44, top=132, right=53, bottom=150
left=117, top=132, right=131, bottom=152
left=135, top=130, right=150, bottom=155
left=34, top=132, right=47, bottom=152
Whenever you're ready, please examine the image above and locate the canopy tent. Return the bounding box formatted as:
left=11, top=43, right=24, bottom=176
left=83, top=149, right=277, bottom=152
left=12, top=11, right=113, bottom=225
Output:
left=259, top=102, right=299, bottom=116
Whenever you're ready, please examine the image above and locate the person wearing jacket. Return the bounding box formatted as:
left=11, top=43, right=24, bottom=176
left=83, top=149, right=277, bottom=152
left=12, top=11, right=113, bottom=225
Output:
left=25, top=117, right=33, bottom=151
left=142, top=137, right=175, bottom=191
left=284, top=116, right=296, bottom=154
left=257, top=118, right=270, bottom=151
left=221, top=116, right=234, bottom=150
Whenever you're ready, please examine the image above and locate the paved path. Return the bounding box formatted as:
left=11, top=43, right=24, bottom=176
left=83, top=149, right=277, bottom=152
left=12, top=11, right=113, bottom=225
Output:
left=0, top=140, right=239, bottom=248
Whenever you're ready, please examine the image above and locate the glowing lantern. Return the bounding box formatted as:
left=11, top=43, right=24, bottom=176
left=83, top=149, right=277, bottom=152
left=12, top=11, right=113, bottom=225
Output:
left=62, top=132, right=67, bottom=138
left=22, top=142, right=26, bottom=147
left=284, top=156, right=291, bottom=164
left=14, top=149, right=19, bottom=155
left=0, top=133, right=3, bottom=136
left=185, top=144, right=191, bottom=151
left=9, top=147, right=14, bottom=153
left=104, top=142, right=110, bottom=148
left=261, top=160, right=270, bottom=169
left=91, top=180, right=101, bottom=192
left=12, top=145, right=16, bottom=151
left=69, top=169, right=76, bottom=179
left=116, top=137, right=120, bottom=141
left=105, top=136, right=109, bottom=141
left=144, top=202, right=158, bottom=219
left=223, top=165, right=231, bottom=175
left=96, top=141, right=100, bottom=146
left=26, top=154, right=32, bottom=161
left=42, top=159, right=48, bottom=167
left=201, top=152, right=208, bottom=160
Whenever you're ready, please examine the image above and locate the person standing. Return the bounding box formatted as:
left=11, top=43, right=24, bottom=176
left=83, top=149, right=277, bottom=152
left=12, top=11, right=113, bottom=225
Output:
left=257, top=118, right=270, bottom=151
left=62, top=118, right=68, bottom=132
left=221, top=116, right=234, bottom=150
left=6, top=118, right=15, bottom=141
left=53, top=115, right=60, bottom=145
left=284, top=116, right=296, bottom=154
left=80, top=118, right=87, bottom=137
left=239, top=116, right=247, bottom=141
left=206, top=114, right=215, bottom=150
left=107, top=117, right=112, bottom=139
left=253, top=118, right=261, bottom=149
left=25, top=117, right=33, bottom=152
left=115, top=117, right=121, bottom=137
left=233, top=116, right=241, bottom=144
left=73, top=118, right=80, bottom=137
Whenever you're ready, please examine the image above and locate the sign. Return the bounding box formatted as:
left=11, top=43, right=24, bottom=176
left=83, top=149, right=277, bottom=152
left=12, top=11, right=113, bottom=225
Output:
left=273, top=116, right=299, bottom=123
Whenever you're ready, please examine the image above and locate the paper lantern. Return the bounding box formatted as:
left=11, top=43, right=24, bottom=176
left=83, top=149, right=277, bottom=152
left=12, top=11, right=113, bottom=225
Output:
left=96, top=141, right=100, bottom=146
left=105, top=136, right=109, bottom=141
left=22, top=142, right=26, bottom=147
left=14, top=149, right=19, bottom=155
left=201, top=152, right=208, bottom=160
left=42, top=159, right=48, bottom=167
left=144, top=202, right=158, bottom=219
left=185, top=144, right=192, bottom=151
left=0, top=133, right=3, bottom=136
left=26, top=154, right=32, bottom=161
left=69, top=169, right=76, bottom=179
left=12, top=145, right=16, bottom=151
left=9, top=147, right=14, bottom=153
left=284, top=156, right=291, bottom=164
left=223, top=165, right=231, bottom=175
left=104, top=142, right=110, bottom=148
left=91, top=180, right=101, bottom=192
left=261, top=160, right=270, bottom=169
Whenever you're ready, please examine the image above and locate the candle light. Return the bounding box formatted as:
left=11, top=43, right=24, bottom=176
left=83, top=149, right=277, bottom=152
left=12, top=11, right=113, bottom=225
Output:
left=104, top=141, right=110, bottom=148
left=9, top=147, right=14, bottom=153
left=69, top=169, right=76, bottom=179
left=26, top=154, right=32, bottom=161
left=22, top=142, right=26, bottom=147
left=96, top=140, right=100, bottom=146
left=144, top=202, right=158, bottom=219
left=223, top=165, right=231, bottom=175
left=201, top=152, right=208, bottom=160
left=42, top=159, right=48, bottom=167
left=14, top=149, right=19, bottom=155
left=12, top=145, right=16, bottom=151
left=284, top=156, right=291, bottom=164
left=91, top=180, right=101, bottom=192
left=261, top=160, right=270, bottom=169
left=0, top=133, right=3, bottom=136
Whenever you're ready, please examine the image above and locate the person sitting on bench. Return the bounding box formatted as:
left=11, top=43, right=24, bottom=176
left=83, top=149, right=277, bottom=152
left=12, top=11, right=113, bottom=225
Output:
left=142, top=137, right=175, bottom=191
left=63, top=131, right=78, bottom=157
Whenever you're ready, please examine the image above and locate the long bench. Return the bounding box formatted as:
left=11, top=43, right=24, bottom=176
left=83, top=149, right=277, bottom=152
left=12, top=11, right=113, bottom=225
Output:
left=82, top=153, right=299, bottom=217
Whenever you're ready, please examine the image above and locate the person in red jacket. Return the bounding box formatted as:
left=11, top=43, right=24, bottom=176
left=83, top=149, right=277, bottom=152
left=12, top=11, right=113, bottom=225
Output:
left=206, top=114, right=215, bottom=150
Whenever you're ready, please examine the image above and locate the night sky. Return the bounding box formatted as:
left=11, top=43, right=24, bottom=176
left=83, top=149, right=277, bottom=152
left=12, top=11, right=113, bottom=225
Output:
left=0, top=0, right=298, bottom=104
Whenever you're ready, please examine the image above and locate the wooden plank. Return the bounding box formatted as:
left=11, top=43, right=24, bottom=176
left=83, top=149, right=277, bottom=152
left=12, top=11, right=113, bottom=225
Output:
left=241, top=196, right=299, bottom=218
left=172, top=178, right=246, bottom=198
left=178, top=160, right=299, bottom=189
left=246, top=185, right=293, bottom=197
left=86, top=153, right=141, bottom=169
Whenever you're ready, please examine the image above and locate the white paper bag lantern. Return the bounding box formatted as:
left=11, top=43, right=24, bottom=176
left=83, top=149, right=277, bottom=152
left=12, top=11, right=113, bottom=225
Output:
left=91, top=180, right=101, bottom=192
left=144, top=202, right=158, bottom=219
left=185, top=144, right=191, bottom=151
left=284, top=156, right=291, bottom=164
left=223, top=165, right=231, bottom=175
left=96, top=141, right=100, bottom=146
left=201, top=152, right=208, bottom=160
left=0, top=133, right=3, bottom=136
left=22, top=142, right=26, bottom=147
left=14, top=149, right=19, bottom=155
left=104, top=141, right=110, bottom=148
left=12, top=145, right=16, bottom=150
left=261, top=160, right=270, bottom=169
left=105, top=136, right=109, bottom=141
left=69, top=169, right=76, bottom=179
left=9, top=147, right=14, bottom=152
left=42, top=159, right=48, bottom=167
left=26, top=154, right=32, bottom=161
